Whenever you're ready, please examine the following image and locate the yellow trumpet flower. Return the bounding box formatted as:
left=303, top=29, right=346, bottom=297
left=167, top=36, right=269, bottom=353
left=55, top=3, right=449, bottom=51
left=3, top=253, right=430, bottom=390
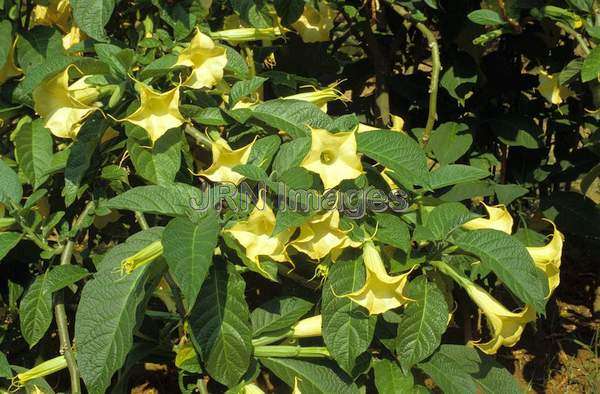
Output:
left=210, top=27, right=285, bottom=43
left=31, top=0, right=71, bottom=32
left=283, top=84, right=348, bottom=112
left=292, top=3, right=336, bottom=43
left=227, top=195, right=294, bottom=267
left=10, top=355, right=67, bottom=390
left=300, top=128, right=363, bottom=190
left=197, top=138, right=255, bottom=185
left=33, top=66, right=99, bottom=139
left=462, top=203, right=513, bottom=234
left=122, top=81, right=185, bottom=143
left=62, top=25, right=85, bottom=50
left=289, top=210, right=359, bottom=260
left=526, top=221, right=563, bottom=297
left=243, top=383, right=266, bottom=394
left=291, top=315, right=322, bottom=338
left=0, top=39, right=21, bottom=86
left=174, top=29, right=227, bottom=89
left=344, top=241, right=412, bottom=315
left=120, top=240, right=164, bottom=274
left=537, top=69, right=573, bottom=105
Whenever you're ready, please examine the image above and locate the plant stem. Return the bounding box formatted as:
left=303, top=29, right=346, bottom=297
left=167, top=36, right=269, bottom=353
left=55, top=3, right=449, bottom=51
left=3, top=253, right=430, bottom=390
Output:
left=135, top=210, right=149, bottom=231
left=390, top=3, right=440, bottom=145
left=556, top=21, right=591, bottom=55
left=243, top=45, right=256, bottom=77
left=184, top=124, right=213, bottom=149
left=53, top=200, right=95, bottom=394
left=253, top=345, right=331, bottom=358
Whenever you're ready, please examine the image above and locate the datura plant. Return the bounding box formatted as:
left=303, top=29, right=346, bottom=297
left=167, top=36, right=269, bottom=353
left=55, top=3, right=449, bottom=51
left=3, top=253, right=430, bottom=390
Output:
left=1, top=0, right=598, bottom=393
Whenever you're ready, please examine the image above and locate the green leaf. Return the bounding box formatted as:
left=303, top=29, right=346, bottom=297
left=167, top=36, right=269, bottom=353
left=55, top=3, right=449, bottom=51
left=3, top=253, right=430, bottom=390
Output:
left=467, top=9, right=506, bottom=25
left=233, top=164, right=268, bottom=181
left=0, top=21, right=12, bottom=67
left=224, top=45, right=250, bottom=79
left=63, top=116, right=107, bottom=206
left=106, top=183, right=207, bottom=217
left=94, top=43, right=134, bottom=78
left=17, top=26, right=65, bottom=72
left=395, top=276, right=448, bottom=371
left=357, top=131, right=429, bottom=187
left=272, top=209, right=314, bottom=236
left=453, top=229, right=548, bottom=312
left=424, top=202, right=477, bottom=240
left=127, top=128, right=182, bottom=185
left=189, top=263, right=253, bottom=387
left=251, top=99, right=333, bottom=139
left=251, top=296, right=314, bottom=337
left=274, top=0, right=305, bottom=25
left=322, top=252, right=375, bottom=375
left=0, top=232, right=22, bottom=262
left=162, top=210, right=219, bottom=311
left=272, top=137, right=311, bottom=176
left=15, top=119, right=53, bottom=189
left=19, top=272, right=52, bottom=347
left=491, top=115, right=542, bottom=148
left=429, top=165, right=489, bottom=189
left=428, top=122, right=472, bottom=166
left=373, top=359, right=414, bottom=394
left=541, top=191, right=600, bottom=240
left=439, top=180, right=495, bottom=202
left=230, top=77, right=267, bottom=106
left=247, top=135, right=281, bottom=170
left=494, top=184, right=528, bottom=205
left=76, top=228, right=166, bottom=394
left=0, top=159, right=22, bottom=205
left=581, top=162, right=600, bottom=196
left=0, top=351, right=11, bottom=379
left=44, top=265, right=89, bottom=294
left=374, top=213, right=410, bottom=252
left=259, top=358, right=360, bottom=394
left=418, top=345, right=521, bottom=394
left=440, top=54, right=478, bottom=105
left=71, top=0, right=116, bottom=41
left=582, top=46, right=600, bottom=82
left=559, top=58, right=583, bottom=85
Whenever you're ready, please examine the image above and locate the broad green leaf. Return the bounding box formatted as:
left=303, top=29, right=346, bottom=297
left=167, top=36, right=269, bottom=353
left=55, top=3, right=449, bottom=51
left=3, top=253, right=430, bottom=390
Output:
left=322, top=251, right=375, bottom=375
left=76, top=228, right=166, bottom=394
left=440, top=54, right=478, bottom=105
left=429, top=164, right=489, bottom=189
left=139, top=54, right=178, bottom=80
left=251, top=296, right=314, bottom=337
left=453, top=229, right=548, bottom=312
left=374, top=213, right=410, bottom=252
left=17, top=26, right=65, bottom=72
left=251, top=99, right=332, bottom=139
left=15, top=120, right=53, bottom=189
left=71, top=0, right=116, bottom=41
left=259, top=358, right=360, bottom=394
left=247, top=135, right=281, bottom=170
left=272, top=209, right=314, bottom=236
left=467, top=9, right=505, bottom=25
left=357, top=131, right=429, bottom=187
left=439, top=180, right=495, bottom=202
left=127, top=128, right=182, bottom=185
left=490, top=115, right=542, bottom=148
left=106, top=183, right=207, bottom=217
left=373, top=359, right=414, bottom=394
left=94, top=43, right=135, bottom=78
left=162, top=210, right=219, bottom=311
left=19, top=272, right=52, bottom=348
left=274, top=0, right=305, bottom=25
left=0, top=351, right=11, bottom=379
left=541, top=191, right=600, bottom=239
left=0, top=232, right=22, bottom=262
left=152, top=0, right=196, bottom=40
left=44, top=265, right=89, bottom=294
left=428, top=122, right=472, bottom=166
left=582, top=46, right=600, bottom=82
left=224, top=45, right=250, bottom=79
left=395, top=276, right=448, bottom=371
left=189, top=263, right=253, bottom=387
left=0, top=21, right=12, bottom=67
left=424, top=202, right=477, bottom=240
left=230, top=77, right=267, bottom=106
left=63, top=116, right=107, bottom=206
left=559, top=58, right=583, bottom=85
left=494, top=184, right=528, bottom=205
left=233, top=164, right=268, bottom=181
left=0, top=159, right=22, bottom=205
left=272, top=137, right=311, bottom=176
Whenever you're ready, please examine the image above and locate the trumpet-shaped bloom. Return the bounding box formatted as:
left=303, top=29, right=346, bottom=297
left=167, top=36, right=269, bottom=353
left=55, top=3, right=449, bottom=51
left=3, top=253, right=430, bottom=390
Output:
left=210, top=27, right=285, bottom=43
left=121, top=240, right=164, bottom=274
left=464, top=280, right=536, bottom=354
left=292, top=3, right=335, bottom=43
left=291, top=315, right=322, bottom=338
left=0, top=39, right=21, bottom=86
left=227, top=196, right=294, bottom=266
left=31, top=0, right=71, bottom=32
left=123, top=82, right=185, bottom=142
left=198, top=138, right=255, bottom=185
left=526, top=221, right=563, bottom=297
left=62, top=25, right=85, bottom=49
left=537, top=69, right=573, bottom=105
left=300, top=128, right=363, bottom=189
left=345, top=241, right=412, bottom=315
left=283, top=84, right=348, bottom=112
left=462, top=203, right=513, bottom=234
left=289, top=210, right=359, bottom=260
left=174, top=30, right=227, bottom=89
left=33, top=67, right=99, bottom=139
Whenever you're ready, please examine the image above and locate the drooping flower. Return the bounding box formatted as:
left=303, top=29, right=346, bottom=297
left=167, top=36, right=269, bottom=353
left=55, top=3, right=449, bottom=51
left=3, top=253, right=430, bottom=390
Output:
left=462, top=203, right=513, bottom=234
left=197, top=138, right=255, bottom=185
left=10, top=355, right=67, bottom=390
left=33, top=66, right=100, bottom=139
left=174, top=29, right=227, bottom=90
left=227, top=195, right=294, bottom=267
left=300, top=128, right=363, bottom=189
left=289, top=210, right=359, bottom=260
left=0, top=39, right=22, bottom=86
left=31, top=0, right=71, bottom=32
left=344, top=241, right=412, bottom=315
left=291, top=315, right=322, bottom=338
left=526, top=221, right=563, bottom=297
left=537, top=69, right=573, bottom=105
left=122, top=81, right=185, bottom=142
left=292, top=3, right=336, bottom=43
